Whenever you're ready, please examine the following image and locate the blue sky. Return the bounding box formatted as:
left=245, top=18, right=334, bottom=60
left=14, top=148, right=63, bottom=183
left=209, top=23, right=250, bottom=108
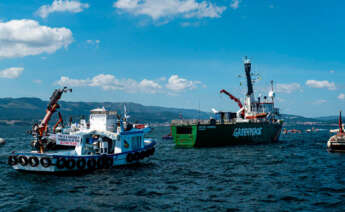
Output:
left=0, top=0, right=344, bottom=117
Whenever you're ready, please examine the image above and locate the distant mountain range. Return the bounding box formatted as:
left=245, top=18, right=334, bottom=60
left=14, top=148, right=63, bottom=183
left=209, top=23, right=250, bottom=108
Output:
left=0, top=97, right=210, bottom=125
left=0, top=97, right=340, bottom=126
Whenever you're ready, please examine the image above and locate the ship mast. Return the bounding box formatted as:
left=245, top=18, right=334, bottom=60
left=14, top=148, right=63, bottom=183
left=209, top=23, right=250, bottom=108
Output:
left=243, top=56, right=255, bottom=114
left=244, top=56, right=254, bottom=98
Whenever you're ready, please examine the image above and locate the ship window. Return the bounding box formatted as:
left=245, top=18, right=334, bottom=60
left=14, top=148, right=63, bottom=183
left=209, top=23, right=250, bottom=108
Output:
left=176, top=126, right=192, bottom=134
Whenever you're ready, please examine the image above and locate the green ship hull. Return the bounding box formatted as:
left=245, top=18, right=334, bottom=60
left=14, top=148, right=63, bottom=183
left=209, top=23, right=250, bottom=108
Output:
left=171, top=122, right=282, bottom=148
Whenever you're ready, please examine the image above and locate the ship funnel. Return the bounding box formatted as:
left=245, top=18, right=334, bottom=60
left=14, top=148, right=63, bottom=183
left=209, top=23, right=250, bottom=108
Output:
left=243, top=56, right=253, bottom=96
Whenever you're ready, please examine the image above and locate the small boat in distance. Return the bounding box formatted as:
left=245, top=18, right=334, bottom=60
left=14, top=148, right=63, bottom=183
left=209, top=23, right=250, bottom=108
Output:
left=162, top=132, right=173, bottom=140
left=327, top=111, right=345, bottom=152
left=283, top=128, right=302, bottom=134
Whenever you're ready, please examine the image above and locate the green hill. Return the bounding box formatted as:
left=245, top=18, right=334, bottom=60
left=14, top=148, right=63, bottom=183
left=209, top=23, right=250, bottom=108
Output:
left=0, top=97, right=210, bottom=124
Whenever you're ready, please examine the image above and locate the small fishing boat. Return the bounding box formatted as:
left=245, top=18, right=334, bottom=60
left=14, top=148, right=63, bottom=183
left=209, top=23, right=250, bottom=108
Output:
left=162, top=132, right=173, bottom=140
left=8, top=87, right=156, bottom=173
left=283, top=128, right=302, bottom=134
left=327, top=111, right=345, bottom=152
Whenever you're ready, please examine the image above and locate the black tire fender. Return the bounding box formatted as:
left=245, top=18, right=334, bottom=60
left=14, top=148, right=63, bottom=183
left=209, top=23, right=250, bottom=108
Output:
left=106, top=157, right=113, bottom=168
left=126, top=153, right=133, bottom=162
left=133, top=152, right=140, bottom=161
left=139, top=152, right=145, bottom=160
left=29, top=157, right=39, bottom=167
left=8, top=156, right=17, bottom=165
left=18, top=156, right=28, bottom=166
left=87, top=158, right=96, bottom=170
left=40, top=157, right=51, bottom=168
left=56, top=157, right=66, bottom=169
left=97, top=157, right=105, bottom=169
left=76, top=158, right=86, bottom=169
left=65, top=158, right=76, bottom=169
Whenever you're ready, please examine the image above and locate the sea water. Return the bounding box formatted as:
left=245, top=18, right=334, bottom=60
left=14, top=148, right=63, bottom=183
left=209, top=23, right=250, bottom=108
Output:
left=0, top=125, right=344, bottom=211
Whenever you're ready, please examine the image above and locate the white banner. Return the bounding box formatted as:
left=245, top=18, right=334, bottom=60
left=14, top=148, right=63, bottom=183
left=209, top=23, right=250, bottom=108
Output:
left=56, top=134, right=81, bottom=146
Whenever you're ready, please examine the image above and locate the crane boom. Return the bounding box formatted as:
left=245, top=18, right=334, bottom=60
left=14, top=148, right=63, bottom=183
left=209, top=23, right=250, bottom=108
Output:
left=220, top=89, right=245, bottom=117
left=36, top=87, right=71, bottom=152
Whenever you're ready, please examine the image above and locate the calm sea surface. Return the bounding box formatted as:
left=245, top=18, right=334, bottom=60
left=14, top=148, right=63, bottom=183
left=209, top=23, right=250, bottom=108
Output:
left=0, top=125, right=345, bottom=211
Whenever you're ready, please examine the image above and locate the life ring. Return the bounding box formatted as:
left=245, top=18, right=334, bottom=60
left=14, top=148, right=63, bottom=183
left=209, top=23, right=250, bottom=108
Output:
left=56, top=158, right=65, bottom=169
left=40, top=157, right=51, bottom=168
left=29, top=157, right=39, bottom=167
left=65, top=158, right=76, bottom=169
left=133, top=152, right=140, bottom=161
left=18, top=156, right=28, bottom=166
left=126, top=153, right=133, bottom=162
left=8, top=156, right=17, bottom=165
left=87, top=158, right=96, bottom=170
left=76, top=158, right=86, bottom=169
left=97, top=157, right=105, bottom=169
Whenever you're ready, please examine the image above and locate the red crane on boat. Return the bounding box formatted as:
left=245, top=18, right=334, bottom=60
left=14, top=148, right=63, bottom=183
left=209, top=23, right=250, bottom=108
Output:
left=220, top=89, right=245, bottom=117
left=35, top=87, right=71, bottom=152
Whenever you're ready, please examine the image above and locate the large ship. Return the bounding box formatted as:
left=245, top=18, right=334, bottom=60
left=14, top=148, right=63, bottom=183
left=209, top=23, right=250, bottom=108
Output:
left=171, top=57, right=283, bottom=147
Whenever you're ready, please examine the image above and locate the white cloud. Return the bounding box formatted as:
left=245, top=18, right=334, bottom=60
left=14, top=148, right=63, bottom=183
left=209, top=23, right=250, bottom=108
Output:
left=86, top=39, right=100, bottom=44
left=0, top=19, right=73, bottom=58
left=276, top=83, right=301, bottom=94
left=86, top=39, right=100, bottom=47
left=180, top=21, right=201, bottom=27
left=57, top=76, right=90, bottom=87
left=0, top=67, right=23, bottom=79
left=36, top=0, right=90, bottom=18
left=306, top=80, right=336, bottom=90
left=313, top=99, right=327, bottom=105
left=230, top=0, right=241, bottom=9
left=57, top=74, right=162, bottom=94
left=113, top=0, right=226, bottom=21
left=165, top=74, right=200, bottom=92
left=57, top=74, right=201, bottom=94
left=338, top=93, right=345, bottom=100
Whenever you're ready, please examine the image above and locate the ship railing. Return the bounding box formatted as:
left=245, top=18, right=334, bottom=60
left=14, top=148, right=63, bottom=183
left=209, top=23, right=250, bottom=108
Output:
left=171, top=119, right=238, bottom=126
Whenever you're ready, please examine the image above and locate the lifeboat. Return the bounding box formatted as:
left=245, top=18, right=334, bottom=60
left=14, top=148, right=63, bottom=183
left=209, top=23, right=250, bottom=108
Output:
left=327, top=111, right=345, bottom=152
left=245, top=113, right=267, bottom=120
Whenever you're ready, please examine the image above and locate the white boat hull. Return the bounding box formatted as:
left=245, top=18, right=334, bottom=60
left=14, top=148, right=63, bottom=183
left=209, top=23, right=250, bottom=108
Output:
left=9, top=144, right=155, bottom=173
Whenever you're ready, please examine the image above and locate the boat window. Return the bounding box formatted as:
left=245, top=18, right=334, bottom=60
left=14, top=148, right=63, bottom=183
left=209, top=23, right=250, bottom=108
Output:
left=176, top=126, right=192, bottom=134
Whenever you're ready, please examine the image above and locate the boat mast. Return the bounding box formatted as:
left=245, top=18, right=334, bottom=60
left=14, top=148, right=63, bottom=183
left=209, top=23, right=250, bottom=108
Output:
left=339, top=111, right=344, bottom=135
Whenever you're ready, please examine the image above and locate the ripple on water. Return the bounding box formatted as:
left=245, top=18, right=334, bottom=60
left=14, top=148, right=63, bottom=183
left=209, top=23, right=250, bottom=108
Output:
left=0, top=126, right=345, bottom=211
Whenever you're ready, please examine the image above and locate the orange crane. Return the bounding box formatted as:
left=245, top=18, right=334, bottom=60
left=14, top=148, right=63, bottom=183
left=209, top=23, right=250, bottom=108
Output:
left=35, top=87, right=71, bottom=153
left=220, top=89, right=245, bottom=117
